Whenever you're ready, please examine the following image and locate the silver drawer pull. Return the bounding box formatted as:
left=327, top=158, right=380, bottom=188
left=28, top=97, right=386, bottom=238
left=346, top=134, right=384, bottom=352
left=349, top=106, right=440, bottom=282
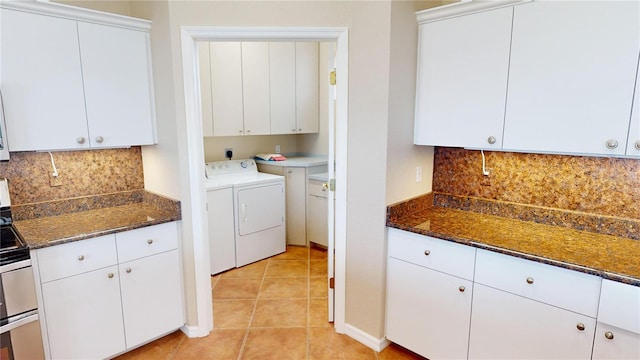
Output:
left=459, top=286, right=465, bottom=293
left=147, top=239, right=154, bottom=245
left=424, top=250, right=431, bottom=256
left=108, top=273, right=114, bottom=279
left=126, top=268, right=132, bottom=274
left=78, top=255, right=85, bottom=261
left=526, top=277, right=534, bottom=284
left=604, top=331, right=614, bottom=340
left=576, top=323, right=585, bottom=331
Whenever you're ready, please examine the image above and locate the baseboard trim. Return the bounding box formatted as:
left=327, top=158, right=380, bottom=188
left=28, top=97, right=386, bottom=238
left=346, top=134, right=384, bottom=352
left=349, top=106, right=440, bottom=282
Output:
left=180, top=324, right=210, bottom=338
left=344, top=323, right=391, bottom=352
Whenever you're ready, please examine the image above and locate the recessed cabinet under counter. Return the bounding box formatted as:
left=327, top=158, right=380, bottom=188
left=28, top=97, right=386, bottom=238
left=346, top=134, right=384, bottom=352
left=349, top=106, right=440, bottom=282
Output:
left=307, top=173, right=329, bottom=247
left=385, top=228, right=640, bottom=360
left=31, top=222, right=185, bottom=360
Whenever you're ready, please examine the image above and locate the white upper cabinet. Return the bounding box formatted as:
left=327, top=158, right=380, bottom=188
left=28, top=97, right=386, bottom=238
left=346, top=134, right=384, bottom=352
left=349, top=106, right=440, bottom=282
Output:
left=503, top=1, right=640, bottom=156
left=0, top=3, right=157, bottom=151
left=626, top=61, right=640, bottom=157
left=295, top=42, right=319, bottom=134
left=78, top=22, right=155, bottom=148
left=269, top=43, right=297, bottom=134
left=241, top=42, right=271, bottom=136
left=209, top=42, right=244, bottom=136
left=414, top=6, right=513, bottom=149
left=1, top=9, right=88, bottom=151
left=202, top=41, right=319, bottom=137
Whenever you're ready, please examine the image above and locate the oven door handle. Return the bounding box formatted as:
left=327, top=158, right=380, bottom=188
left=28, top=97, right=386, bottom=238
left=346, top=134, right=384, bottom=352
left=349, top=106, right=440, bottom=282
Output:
left=0, top=311, right=39, bottom=334
left=0, top=259, right=32, bottom=274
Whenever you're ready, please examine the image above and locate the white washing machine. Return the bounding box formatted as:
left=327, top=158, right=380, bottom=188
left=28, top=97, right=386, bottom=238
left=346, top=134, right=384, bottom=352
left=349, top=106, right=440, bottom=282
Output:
left=205, top=159, right=285, bottom=272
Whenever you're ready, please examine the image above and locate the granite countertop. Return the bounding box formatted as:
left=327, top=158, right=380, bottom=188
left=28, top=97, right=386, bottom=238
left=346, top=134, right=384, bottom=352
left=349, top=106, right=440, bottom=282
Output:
left=14, top=190, right=181, bottom=249
left=387, top=193, right=640, bottom=286
left=255, top=155, right=328, bottom=168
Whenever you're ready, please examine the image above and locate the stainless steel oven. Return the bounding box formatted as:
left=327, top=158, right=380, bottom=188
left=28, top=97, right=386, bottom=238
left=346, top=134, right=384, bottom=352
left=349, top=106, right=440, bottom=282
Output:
left=0, top=179, right=43, bottom=360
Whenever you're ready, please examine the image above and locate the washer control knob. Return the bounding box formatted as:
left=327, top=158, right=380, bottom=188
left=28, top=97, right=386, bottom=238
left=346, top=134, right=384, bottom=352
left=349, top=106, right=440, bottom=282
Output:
left=241, top=161, right=248, bottom=168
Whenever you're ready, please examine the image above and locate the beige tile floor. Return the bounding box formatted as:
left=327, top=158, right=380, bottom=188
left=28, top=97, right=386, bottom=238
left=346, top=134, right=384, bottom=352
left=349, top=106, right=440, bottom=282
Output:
left=115, top=245, right=425, bottom=360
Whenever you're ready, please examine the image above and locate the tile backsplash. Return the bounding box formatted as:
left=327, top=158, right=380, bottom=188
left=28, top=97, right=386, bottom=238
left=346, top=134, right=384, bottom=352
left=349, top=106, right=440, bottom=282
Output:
left=0, top=147, right=144, bottom=205
left=433, top=147, right=640, bottom=220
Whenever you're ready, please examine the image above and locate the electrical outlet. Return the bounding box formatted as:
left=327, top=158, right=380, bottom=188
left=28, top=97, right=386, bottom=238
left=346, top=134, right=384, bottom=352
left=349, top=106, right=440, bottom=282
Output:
left=49, top=171, right=63, bottom=187
left=224, top=148, right=233, bottom=159
left=275, top=145, right=281, bottom=154
left=416, top=165, right=422, bottom=183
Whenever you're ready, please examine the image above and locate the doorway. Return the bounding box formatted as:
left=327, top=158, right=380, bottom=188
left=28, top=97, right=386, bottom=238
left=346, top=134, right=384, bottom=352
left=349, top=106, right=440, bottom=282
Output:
left=179, top=27, right=348, bottom=337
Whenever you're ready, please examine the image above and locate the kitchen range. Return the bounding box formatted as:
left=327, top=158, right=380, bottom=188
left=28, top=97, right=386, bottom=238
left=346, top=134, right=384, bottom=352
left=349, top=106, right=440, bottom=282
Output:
left=0, top=178, right=45, bottom=359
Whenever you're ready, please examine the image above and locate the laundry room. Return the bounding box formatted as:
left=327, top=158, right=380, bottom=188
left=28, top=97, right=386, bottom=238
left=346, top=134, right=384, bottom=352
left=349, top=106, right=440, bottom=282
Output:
left=200, top=40, right=334, bottom=275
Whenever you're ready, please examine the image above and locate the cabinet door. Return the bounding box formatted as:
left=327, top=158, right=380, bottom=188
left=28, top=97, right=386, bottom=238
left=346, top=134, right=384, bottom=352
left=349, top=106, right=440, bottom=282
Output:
left=78, top=22, right=156, bottom=148
left=503, top=1, right=640, bottom=156
left=285, top=167, right=307, bottom=246
left=199, top=42, right=214, bottom=137
left=1, top=9, right=88, bottom=151
left=414, top=7, right=512, bottom=148
left=295, top=42, right=319, bottom=134
left=269, top=42, right=297, bottom=134
left=241, top=42, right=271, bottom=135
left=42, top=266, right=125, bottom=360
left=210, top=42, right=244, bottom=136
left=119, top=250, right=185, bottom=349
left=207, top=188, right=236, bottom=274
left=386, top=258, right=472, bottom=360
left=592, top=323, right=640, bottom=360
left=307, top=194, right=328, bottom=247
left=468, top=284, right=596, bottom=359
left=626, top=60, right=640, bottom=157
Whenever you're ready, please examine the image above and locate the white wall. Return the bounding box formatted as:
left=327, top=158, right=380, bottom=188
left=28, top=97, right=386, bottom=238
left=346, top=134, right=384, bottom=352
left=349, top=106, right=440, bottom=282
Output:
left=385, top=1, right=440, bottom=205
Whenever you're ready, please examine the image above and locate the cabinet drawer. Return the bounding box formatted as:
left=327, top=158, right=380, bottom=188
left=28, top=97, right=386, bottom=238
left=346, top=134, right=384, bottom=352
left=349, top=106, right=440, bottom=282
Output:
left=474, top=249, right=601, bottom=317
left=388, top=228, right=476, bottom=280
left=116, top=222, right=178, bottom=263
left=598, top=280, right=640, bottom=334
left=308, top=179, right=328, bottom=198
left=36, top=234, right=117, bottom=283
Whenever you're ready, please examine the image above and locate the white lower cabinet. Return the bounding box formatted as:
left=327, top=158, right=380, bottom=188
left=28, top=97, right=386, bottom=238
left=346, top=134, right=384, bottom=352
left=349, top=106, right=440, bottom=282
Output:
left=34, top=222, right=184, bottom=359
left=592, top=280, right=640, bottom=359
left=307, top=179, right=328, bottom=247
left=468, top=284, right=596, bottom=360
left=385, top=228, right=640, bottom=360
left=41, top=265, right=125, bottom=360
left=119, top=250, right=184, bottom=349
left=386, top=257, right=472, bottom=360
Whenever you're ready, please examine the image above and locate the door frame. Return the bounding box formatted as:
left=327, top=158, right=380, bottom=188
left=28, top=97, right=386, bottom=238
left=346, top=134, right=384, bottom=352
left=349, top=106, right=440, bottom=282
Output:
left=179, top=26, right=348, bottom=336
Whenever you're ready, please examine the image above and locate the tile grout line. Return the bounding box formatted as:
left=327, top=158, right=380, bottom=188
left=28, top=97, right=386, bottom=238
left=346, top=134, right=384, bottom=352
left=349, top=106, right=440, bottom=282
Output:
left=233, top=258, right=266, bottom=360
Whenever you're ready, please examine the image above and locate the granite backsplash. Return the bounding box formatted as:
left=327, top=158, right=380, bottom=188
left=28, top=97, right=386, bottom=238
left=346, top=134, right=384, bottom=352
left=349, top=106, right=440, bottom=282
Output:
left=0, top=147, right=145, bottom=207
left=432, top=147, right=640, bottom=221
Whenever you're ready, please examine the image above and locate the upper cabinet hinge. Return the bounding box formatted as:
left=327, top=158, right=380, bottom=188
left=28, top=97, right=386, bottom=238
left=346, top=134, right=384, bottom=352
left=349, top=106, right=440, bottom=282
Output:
left=329, top=179, right=335, bottom=192
left=330, top=69, right=337, bottom=85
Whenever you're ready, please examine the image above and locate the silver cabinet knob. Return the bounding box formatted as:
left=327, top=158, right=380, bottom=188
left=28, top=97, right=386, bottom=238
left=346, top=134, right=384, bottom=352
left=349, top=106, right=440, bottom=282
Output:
left=78, top=255, right=85, bottom=261
left=126, top=268, right=132, bottom=274
left=605, top=139, right=618, bottom=149
left=246, top=129, right=251, bottom=133
left=108, top=273, right=114, bottom=279
left=288, top=169, right=293, bottom=174
left=298, top=128, right=302, bottom=132
left=292, top=129, right=297, bottom=132
left=526, top=277, right=534, bottom=284
left=459, top=286, right=465, bottom=293
left=76, top=137, right=86, bottom=144
left=95, top=136, right=104, bottom=144
left=239, top=130, right=243, bottom=134
left=147, top=239, right=154, bottom=245
left=424, top=250, right=431, bottom=256
left=635, top=141, right=640, bottom=150
left=487, top=136, right=497, bottom=145
left=576, top=323, right=585, bottom=331
left=604, top=331, right=614, bottom=340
